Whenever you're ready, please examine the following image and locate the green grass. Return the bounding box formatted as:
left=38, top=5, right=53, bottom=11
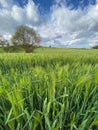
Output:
left=0, top=48, right=98, bottom=130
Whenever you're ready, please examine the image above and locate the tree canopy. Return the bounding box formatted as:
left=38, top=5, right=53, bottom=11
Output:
left=12, top=25, right=41, bottom=46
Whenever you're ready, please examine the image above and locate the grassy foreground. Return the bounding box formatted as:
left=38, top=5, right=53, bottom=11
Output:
left=0, top=48, right=98, bottom=130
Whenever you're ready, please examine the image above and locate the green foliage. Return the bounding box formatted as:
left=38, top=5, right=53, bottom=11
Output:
left=3, top=46, right=25, bottom=53
left=92, top=46, right=98, bottom=49
left=17, top=45, right=37, bottom=53
left=0, top=49, right=98, bottom=130
left=0, top=45, right=38, bottom=53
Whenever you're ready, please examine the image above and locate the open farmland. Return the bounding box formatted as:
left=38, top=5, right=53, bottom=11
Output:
left=0, top=48, right=98, bottom=130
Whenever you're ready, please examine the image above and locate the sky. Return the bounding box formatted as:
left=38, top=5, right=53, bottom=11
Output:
left=0, top=0, right=98, bottom=48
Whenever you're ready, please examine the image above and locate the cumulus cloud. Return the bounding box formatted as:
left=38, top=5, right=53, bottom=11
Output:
left=39, top=2, right=98, bottom=48
left=0, top=0, right=40, bottom=37
left=0, top=0, right=98, bottom=48
left=0, top=0, right=14, bottom=8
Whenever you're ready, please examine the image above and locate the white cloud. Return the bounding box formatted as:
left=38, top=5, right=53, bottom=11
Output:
left=11, top=5, right=25, bottom=23
left=0, top=0, right=98, bottom=48
left=26, top=0, right=39, bottom=23
left=0, top=0, right=13, bottom=8
left=0, top=0, right=40, bottom=35
left=39, top=3, right=98, bottom=48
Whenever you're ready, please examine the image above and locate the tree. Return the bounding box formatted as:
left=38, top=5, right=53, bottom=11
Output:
left=12, top=25, right=41, bottom=46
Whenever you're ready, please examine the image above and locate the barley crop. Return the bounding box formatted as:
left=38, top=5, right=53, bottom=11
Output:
left=0, top=48, right=98, bottom=130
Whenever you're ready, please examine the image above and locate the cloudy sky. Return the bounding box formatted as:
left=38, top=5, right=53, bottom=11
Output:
left=0, top=0, right=98, bottom=48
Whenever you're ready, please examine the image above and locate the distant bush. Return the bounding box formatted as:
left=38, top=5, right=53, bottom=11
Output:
left=3, top=46, right=25, bottom=53
left=3, top=45, right=38, bottom=53
left=92, top=46, right=98, bottom=49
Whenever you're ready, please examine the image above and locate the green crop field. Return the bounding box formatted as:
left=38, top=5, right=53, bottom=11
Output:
left=0, top=48, right=98, bottom=130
